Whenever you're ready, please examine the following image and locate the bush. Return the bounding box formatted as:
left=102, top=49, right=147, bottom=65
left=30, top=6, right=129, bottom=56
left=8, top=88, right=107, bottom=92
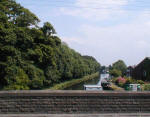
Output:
left=112, top=77, right=118, bottom=83
left=116, top=77, right=126, bottom=87
left=125, top=77, right=135, bottom=84
left=143, top=84, right=150, bottom=91
left=112, top=76, right=146, bottom=90
left=137, top=80, right=145, bottom=85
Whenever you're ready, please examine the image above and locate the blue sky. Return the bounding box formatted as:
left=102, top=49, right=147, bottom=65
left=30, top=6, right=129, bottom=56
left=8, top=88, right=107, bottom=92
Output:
left=16, top=0, right=150, bottom=66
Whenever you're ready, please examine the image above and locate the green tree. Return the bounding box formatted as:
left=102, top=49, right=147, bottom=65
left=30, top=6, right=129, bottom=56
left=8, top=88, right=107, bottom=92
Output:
left=0, top=0, right=40, bottom=27
left=110, top=69, right=122, bottom=77
left=112, top=60, right=127, bottom=76
left=41, top=22, right=56, bottom=37
left=4, top=66, right=30, bottom=90
left=0, top=0, right=101, bottom=90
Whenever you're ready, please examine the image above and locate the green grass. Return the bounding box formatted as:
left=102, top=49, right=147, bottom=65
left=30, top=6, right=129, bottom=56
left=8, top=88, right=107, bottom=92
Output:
left=48, top=72, right=99, bottom=90
left=110, top=83, right=125, bottom=91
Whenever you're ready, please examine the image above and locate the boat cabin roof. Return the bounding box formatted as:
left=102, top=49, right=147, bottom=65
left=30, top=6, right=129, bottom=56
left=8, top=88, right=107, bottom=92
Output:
left=84, top=85, right=102, bottom=88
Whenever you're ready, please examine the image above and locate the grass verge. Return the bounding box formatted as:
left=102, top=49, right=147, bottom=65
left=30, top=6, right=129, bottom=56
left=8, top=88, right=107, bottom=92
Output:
left=110, top=83, right=125, bottom=91
left=48, top=72, right=99, bottom=90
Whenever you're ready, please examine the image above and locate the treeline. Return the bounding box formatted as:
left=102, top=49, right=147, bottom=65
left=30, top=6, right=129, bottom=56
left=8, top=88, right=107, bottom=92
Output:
left=0, top=0, right=100, bottom=90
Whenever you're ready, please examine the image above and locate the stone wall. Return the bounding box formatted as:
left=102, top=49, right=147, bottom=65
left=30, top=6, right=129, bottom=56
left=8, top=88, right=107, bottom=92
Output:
left=0, top=90, right=150, bottom=114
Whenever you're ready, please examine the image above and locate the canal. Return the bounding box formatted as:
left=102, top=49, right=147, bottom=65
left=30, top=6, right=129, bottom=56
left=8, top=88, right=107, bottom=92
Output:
left=65, top=74, right=109, bottom=90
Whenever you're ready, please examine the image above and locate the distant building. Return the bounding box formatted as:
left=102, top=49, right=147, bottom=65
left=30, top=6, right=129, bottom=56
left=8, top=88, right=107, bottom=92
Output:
left=126, top=66, right=135, bottom=77
left=132, top=57, right=150, bottom=81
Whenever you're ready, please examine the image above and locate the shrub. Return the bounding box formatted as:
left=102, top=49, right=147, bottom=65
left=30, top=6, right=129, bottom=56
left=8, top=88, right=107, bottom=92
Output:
left=137, top=80, right=145, bottom=85
left=143, top=84, right=150, bottom=91
left=111, top=77, right=118, bottom=83
left=125, top=77, right=135, bottom=84
left=116, top=77, right=126, bottom=87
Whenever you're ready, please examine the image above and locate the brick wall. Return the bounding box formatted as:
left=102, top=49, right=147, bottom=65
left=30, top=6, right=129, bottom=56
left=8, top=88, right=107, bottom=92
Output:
left=0, top=90, right=150, bottom=114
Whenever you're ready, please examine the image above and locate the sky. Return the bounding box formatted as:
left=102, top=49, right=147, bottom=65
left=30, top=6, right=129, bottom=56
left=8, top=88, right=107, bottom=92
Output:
left=16, top=0, right=150, bottom=66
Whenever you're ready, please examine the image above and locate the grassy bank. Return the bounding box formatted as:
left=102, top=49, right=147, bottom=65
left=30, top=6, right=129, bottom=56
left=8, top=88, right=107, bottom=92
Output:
left=110, top=83, right=125, bottom=91
left=48, top=72, right=99, bottom=90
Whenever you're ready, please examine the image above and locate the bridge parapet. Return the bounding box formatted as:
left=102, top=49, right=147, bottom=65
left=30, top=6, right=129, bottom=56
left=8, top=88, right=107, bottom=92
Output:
left=0, top=90, right=150, bottom=114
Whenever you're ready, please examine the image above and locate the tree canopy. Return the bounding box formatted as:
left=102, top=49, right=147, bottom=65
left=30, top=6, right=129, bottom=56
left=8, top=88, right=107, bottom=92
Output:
left=110, top=60, right=127, bottom=77
left=109, top=69, right=122, bottom=77
left=0, top=0, right=100, bottom=90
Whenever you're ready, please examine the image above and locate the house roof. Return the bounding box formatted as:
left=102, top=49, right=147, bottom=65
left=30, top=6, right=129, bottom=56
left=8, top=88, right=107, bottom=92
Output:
left=135, top=57, right=150, bottom=68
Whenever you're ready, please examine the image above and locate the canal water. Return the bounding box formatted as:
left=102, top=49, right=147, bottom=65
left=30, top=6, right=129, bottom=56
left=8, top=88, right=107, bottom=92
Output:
left=65, top=74, right=109, bottom=90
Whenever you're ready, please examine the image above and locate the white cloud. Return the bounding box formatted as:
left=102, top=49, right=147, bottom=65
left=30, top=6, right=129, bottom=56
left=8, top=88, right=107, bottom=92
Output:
left=63, top=12, right=150, bottom=65
left=80, top=22, right=150, bottom=50
left=61, top=36, right=84, bottom=45
left=75, top=0, right=128, bottom=8
left=60, top=0, right=128, bottom=20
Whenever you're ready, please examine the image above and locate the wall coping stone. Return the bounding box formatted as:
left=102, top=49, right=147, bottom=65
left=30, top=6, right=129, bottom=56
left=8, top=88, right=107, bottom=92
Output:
left=0, top=90, right=150, bottom=97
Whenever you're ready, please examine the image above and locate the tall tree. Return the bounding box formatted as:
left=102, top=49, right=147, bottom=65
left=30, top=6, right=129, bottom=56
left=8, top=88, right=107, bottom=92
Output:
left=0, top=0, right=100, bottom=90
left=112, top=60, right=127, bottom=75
left=0, top=0, right=40, bottom=27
